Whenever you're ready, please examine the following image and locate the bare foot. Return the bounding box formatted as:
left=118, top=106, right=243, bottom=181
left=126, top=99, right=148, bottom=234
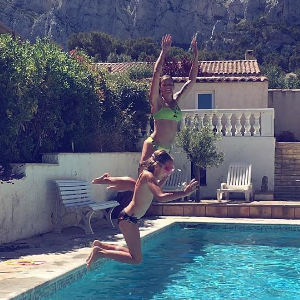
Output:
left=86, top=240, right=104, bottom=263
left=92, top=173, right=110, bottom=184
left=86, top=246, right=105, bottom=268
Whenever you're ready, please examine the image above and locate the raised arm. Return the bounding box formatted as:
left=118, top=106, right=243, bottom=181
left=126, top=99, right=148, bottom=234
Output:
left=147, top=177, right=198, bottom=203
left=175, top=37, right=199, bottom=102
left=149, top=34, right=172, bottom=112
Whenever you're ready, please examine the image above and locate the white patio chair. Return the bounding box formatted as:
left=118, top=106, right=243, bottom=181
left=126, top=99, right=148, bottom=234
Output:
left=217, top=163, right=253, bottom=202
left=163, top=169, right=188, bottom=201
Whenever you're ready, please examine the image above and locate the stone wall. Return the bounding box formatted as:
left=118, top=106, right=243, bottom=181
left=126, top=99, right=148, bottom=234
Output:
left=268, top=89, right=300, bottom=140
left=0, top=134, right=275, bottom=244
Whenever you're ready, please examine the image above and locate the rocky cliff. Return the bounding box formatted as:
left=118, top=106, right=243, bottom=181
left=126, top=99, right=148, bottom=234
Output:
left=0, top=0, right=299, bottom=47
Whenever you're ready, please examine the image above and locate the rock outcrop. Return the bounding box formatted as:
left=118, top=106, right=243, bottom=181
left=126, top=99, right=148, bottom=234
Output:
left=0, top=0, right=299, bottom=48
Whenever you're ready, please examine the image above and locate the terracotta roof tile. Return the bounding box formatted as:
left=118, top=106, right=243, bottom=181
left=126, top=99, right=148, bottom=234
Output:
left=93, top=60, right=265, bottom=82
left=199, top=60, right=260, bottom=76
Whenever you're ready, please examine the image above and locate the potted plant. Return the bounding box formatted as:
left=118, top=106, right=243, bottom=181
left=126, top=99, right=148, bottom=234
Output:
left=176, top=115, right=224, bottom=202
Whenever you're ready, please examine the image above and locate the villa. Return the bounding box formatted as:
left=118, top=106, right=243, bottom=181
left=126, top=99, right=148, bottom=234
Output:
left=1, top=47, right=300, bottom=299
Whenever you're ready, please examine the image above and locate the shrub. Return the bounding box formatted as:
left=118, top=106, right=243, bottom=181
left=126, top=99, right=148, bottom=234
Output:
left=0, top=35, right=150, bottom=180
left=276, top=131, right=298, bottom=142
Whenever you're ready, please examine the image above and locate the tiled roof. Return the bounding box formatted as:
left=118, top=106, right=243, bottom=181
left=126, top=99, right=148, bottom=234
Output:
left=0, top=20, right=13, bottom=34
left=92, top=62, right=150, bottom=74
left=199, top=60, right=260, bottom=76
left=93, top=60, right=267, bottom=82
left=0, top=20, right=20, bottom=38
left=175, top=76, right=268, bottom=83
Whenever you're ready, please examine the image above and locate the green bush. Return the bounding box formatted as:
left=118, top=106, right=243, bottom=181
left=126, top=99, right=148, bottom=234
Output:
left=0, top=35, right=150, bottom=177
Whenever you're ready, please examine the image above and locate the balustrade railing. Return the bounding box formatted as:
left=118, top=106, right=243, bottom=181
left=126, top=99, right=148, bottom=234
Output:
left=182, top=109, right=274, bottom=137
left=142, top=108, right=274, bottom=138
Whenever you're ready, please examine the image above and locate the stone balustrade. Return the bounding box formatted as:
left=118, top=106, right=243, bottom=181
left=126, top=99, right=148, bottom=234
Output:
left=142, top=108, right=274, bottom=138
left=181, top=108, right=274, bottom=137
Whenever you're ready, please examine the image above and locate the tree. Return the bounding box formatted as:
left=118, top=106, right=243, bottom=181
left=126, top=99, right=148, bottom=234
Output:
left=124, top=37, right=159, bottom=60
left=261, top=65, right=285, bottom=89
left=176, top=117, right=224, bottom=202
left=67, top=31, right=117, bottom=62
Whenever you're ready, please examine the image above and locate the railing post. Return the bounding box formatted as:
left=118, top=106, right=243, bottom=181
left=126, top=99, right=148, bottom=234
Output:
left=261, top=109, right=274, bottom=137
left=216, top=113, right=223, bottom=135
left=253, top=112, right=261, bottom=136
left=244, top=112, right=252, bottom=136
left=225, top=113, right=232, bottom=136
left=235, top=113, right=243, bottom=136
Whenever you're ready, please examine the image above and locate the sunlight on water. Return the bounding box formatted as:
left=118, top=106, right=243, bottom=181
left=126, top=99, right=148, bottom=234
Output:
left=43, top=226, right=300, bottom=300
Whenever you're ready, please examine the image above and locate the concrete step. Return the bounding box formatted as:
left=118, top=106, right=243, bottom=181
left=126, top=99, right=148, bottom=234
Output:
left=274, top=186, right=300, bottom=193
left=275, top=170, right=300, bottom=176
left=275, top=164, right=300, bottom=171
left=276, top=142, right=300, bottom=150
left=274, top=193, right=300, bottom=200
left=275, top=159, right=300, bottom=165
left=274, top=180, right=300, bottom=186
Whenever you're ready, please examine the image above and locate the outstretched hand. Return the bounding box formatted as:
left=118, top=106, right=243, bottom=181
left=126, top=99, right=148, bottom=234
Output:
left=184, top=178, right=199, bottom=196
left=161, top=34, right=172, bottom=52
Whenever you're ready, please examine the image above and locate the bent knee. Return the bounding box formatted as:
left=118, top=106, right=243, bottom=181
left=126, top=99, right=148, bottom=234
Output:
left=92, top=240, right=101, bottom=247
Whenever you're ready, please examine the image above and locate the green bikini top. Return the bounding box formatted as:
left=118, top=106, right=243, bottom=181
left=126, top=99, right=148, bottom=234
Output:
left=153, top=106, right=183, bottom=122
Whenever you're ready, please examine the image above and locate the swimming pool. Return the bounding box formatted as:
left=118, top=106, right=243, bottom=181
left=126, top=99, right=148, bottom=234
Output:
left=42, top=224, right=300, bottom=300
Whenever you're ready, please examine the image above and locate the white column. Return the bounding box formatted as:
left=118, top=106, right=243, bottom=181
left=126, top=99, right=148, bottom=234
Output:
left=216, top=113, right=223, bottom=135
left=235, top=113, right=243, bottom=136
left=208, top=114, right=214, bottom=131
left=253, top=112, right=261, bottom=136
left=244, top=112, right=252, bottom=136
left=225, top=113, right=232, bottom=136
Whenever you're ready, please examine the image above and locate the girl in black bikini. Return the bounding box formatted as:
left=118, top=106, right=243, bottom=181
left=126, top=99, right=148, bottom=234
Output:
left=86, top=150, right=198, bottom=267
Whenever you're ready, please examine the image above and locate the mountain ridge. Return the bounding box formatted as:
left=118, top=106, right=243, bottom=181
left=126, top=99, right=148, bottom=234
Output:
left=1, top=0, right=299, bottom=48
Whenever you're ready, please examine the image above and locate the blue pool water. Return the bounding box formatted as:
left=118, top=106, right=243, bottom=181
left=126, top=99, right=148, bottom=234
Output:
left=43, top=224, right=300, bottom=300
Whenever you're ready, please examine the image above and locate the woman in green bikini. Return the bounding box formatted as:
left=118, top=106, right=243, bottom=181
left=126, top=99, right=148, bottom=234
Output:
left=93, top=34, right=199, bottom=190
left=141, top=33, right=198, bottom=161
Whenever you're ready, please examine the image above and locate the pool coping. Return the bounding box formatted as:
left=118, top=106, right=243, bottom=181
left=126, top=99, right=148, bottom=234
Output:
left=3, top=217, right=300, bottom=300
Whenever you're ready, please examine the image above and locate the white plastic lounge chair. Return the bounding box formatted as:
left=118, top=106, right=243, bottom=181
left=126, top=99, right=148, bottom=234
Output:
left=217, top=163, right=253, bottom=202
left=163, top=169, right=188, bottom=201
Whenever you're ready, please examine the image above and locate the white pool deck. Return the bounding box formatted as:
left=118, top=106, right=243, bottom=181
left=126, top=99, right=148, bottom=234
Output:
left=2, top=215, right=300, bottom=300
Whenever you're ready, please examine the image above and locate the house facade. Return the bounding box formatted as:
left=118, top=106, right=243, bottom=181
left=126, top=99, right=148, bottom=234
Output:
left=174, top=60, right=268, bottom=110
left=96, top=59, right=274, bottom=199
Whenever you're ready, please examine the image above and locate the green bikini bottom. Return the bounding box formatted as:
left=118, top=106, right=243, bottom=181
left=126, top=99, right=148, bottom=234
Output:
left=146, top=136, right=171, bottom=153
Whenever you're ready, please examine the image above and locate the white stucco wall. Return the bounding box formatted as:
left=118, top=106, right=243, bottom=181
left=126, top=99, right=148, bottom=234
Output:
left=0, top=153, right=140, bottom=245
left=268, top=89, right=300, bottom=140
left=173, top=137, right=275, bottom=199
left=174, top=81, right=268, bottom=109
left=0, top=137, right=274, bottom=244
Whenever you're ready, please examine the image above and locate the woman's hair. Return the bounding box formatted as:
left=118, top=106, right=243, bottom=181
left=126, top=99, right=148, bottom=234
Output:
left=140, top=150, right=173, bottom=173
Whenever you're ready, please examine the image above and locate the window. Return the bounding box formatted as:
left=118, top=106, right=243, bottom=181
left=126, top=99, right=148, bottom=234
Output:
left=197, top=93, right=214, bottom=109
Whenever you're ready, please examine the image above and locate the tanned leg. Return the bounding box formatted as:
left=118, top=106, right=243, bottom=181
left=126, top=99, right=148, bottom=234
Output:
left=86, top=221, right=142, bottom=267
left=86, top=240, right=129, bottom=263
left=139, top=140, right=156, bottom=174
left=92, top=174, right=136, bottom=191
